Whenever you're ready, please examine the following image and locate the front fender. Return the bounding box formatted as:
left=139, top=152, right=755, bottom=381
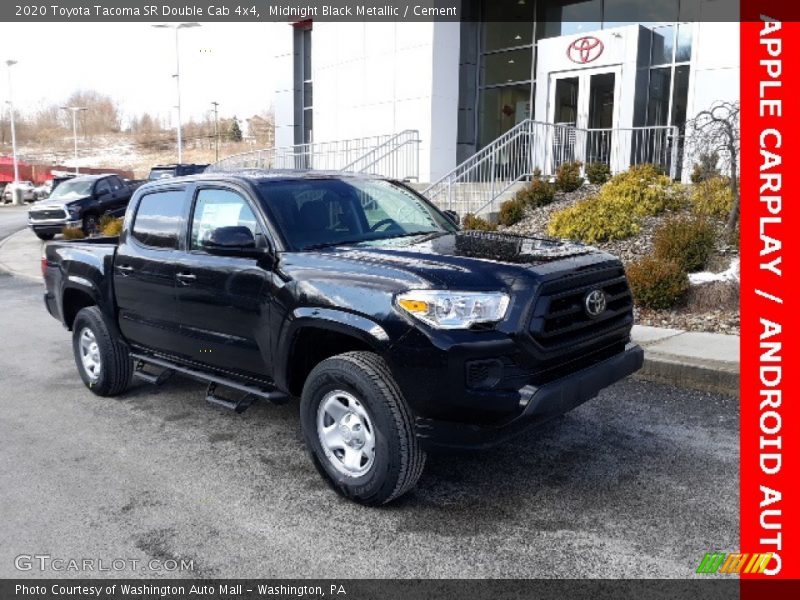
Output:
left=273, top=307, right=402, bottom=392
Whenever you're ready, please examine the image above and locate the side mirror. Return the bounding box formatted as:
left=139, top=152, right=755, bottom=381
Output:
left=201, top=226, right=266, bottom=258
left=443, top=210, right=460, bottom=226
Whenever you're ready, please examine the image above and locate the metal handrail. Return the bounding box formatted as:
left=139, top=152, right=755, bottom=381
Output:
left=421, top=119, right=680, bottom=216
left=207, top=130, right=420, bottom=181
left=342, top=130, right=417, bottom=169
left=341, top=130, right=420, bottom=180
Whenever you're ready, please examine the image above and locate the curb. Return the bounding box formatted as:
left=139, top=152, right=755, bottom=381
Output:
left=0, top=228, right=42, bottom=282
left=631, top=326, right=739, bottom=397
left=634, top=354, right=739, bottom=397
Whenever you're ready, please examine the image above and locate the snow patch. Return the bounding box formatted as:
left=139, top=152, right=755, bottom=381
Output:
left=689, top=258, right=740, bottom=285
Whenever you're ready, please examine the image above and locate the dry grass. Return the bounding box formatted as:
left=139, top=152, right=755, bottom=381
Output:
left=1, top=136, right=261, bottom=179
left=687, top=280, right=740, bottom=312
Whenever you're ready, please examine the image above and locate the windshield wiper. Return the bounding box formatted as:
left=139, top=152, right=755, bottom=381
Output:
left=302, top=231, right=447, bottom=251
left=386, top=231, right=447, bottom=241
left=302, top=239, right=371, bottom=251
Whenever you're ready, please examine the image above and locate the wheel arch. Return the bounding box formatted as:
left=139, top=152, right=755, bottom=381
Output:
left=279, top=308, right=391, bottom=397
left=62, top=285, right=98, bottom=330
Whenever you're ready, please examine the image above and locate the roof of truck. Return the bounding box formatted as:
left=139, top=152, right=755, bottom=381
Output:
left=62, top=174, right=114, bottom=181
left=135, top=170, right=396, bottom=195
left=199, top=168, right=388, bottom=181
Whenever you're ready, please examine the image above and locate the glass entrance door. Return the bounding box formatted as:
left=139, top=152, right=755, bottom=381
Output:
left=548, top=66, right=621, bottom=170
left=586, top=72, right=616, bottom=164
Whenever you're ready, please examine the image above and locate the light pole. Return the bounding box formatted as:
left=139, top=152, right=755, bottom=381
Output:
left=211, top=101, right=219, bottom=161
left=60, top=106, right=88, bottom=174
left=152, top=22, right=201, bottom=163
left=5, top=59, right=19, bottom=183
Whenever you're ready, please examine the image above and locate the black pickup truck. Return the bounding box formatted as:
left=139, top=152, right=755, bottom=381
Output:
left=28, top=174, right=144, bottom=240
left=42, top=171, right=642, bottom=505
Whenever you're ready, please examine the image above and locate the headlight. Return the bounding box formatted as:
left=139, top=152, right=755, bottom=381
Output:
left=66, top=205, right=80, bottom=217
left=395, top=290, right=510, bottom=329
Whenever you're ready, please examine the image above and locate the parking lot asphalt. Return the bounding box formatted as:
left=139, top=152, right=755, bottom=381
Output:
left=0, top=273, right=739, bottom=579
left=0, top=204, right=29, bottom=241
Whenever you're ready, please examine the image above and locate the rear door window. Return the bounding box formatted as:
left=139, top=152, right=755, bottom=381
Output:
left=131, top=190, right=187, bottom=249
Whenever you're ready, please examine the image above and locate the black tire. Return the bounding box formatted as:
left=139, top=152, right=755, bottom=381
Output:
left=300, top=351, right=426, bottom=505
left=35, top=232, right=54, bottom=241
left=82, top=213, right=99, bottom=235
left=72, top=306, right=132, bottom=397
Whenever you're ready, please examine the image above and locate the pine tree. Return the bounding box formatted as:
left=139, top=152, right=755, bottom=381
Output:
left=229, top=117, right=242, bottom=142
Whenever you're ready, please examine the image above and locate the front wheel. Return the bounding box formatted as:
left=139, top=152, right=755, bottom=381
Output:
left=300, top=351, right=426, bottom=505
left=82, top=213, right=99, bottom=235
left=72, top=306, right=132, bottom=396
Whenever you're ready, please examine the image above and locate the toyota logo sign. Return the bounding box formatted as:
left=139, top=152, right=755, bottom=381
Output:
left=567, top=36, right=604, bottom=64
left=584, top=289, right=607, bottom=318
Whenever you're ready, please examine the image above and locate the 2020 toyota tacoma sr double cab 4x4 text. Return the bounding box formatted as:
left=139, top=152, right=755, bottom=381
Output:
left=42, top=171, right=643, bottom=505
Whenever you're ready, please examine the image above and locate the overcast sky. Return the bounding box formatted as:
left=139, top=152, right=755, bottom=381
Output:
left=0, top=22, right=279, bottom=125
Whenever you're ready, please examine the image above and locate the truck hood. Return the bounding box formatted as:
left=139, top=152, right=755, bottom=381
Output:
left=281, top=231, right=621, bottom=291
left=35, top=195, right=90, bottom=209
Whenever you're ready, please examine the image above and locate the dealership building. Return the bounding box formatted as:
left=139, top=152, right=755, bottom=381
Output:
left=270, top=1, right=739, bottom=202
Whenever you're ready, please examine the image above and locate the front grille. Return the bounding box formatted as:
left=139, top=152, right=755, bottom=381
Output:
left=529, top=265, right=633, bottom=351
left=30, top=208, right=67, bottom=220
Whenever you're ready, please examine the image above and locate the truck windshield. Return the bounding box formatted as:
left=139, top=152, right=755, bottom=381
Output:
left=49, top=179, right=95, bottom=200
left=258, top=178, right=457, bottom=251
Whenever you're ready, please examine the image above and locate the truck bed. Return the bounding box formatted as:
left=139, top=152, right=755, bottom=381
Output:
left=43, top=237, right=120, bottom=329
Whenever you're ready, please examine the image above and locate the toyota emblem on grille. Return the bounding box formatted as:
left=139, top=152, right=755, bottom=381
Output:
left=584, top=289, right=607, bottom=317
left=567, top=36, right=604, bottom=64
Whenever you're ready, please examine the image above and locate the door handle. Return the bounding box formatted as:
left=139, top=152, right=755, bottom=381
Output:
left=116, top=264, right=134, bottom=274
left=177, top=272, right=196, bottom=283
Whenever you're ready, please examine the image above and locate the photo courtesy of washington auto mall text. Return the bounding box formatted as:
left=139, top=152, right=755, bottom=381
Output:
left=0, top=0, right=797, bottom=598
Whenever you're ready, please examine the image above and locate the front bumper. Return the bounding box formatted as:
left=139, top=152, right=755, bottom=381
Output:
left=415, top=343, right=643, bottom=449
left=29, top=219, right=81, bottom=235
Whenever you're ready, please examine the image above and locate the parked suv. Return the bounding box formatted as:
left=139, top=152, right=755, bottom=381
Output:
left=42, top=171, right=642, bottom=504
left=3, top=181, right=36, bottom=203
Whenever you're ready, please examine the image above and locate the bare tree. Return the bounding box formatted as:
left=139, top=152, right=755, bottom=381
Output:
left=685, top=101, right=740, bottom=232
left=63, top=90, right=122, bottom=135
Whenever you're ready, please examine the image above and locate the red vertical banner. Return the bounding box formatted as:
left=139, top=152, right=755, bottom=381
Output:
left=740, top=5, right=799, bottom=587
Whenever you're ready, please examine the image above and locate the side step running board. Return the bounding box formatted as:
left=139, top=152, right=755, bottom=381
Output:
left=130, top=352, right=289, bottom=412
left=133, top=360, right=175, bottom=386
left=205, top=383, right=258, bottom=414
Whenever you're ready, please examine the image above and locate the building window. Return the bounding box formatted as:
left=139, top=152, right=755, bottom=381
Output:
left=644, top=23, right=692, bottom=129
left=540, top=0, right=602, bottom=38
left=293, top=22, right=312, bottom=146
left=477, top=1, right=534, bottom=148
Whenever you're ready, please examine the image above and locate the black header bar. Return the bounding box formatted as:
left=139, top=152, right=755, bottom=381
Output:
left=2, top=0, right=742, bottom=23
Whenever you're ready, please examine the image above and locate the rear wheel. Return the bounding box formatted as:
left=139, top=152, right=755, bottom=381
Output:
left=72, top=306, right=132, bottom=396
left=300, top=351, right=425, bottom=505
left=35, top=232, right=54, bottom=241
